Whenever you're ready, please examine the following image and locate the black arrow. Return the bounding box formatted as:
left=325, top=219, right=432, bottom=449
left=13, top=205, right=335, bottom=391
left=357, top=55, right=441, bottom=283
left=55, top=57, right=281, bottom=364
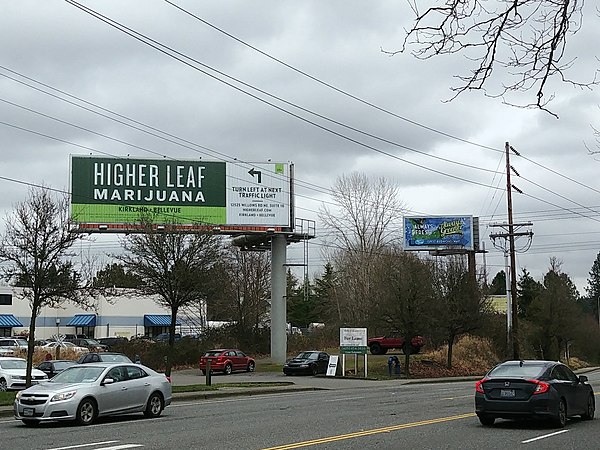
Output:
left=248, top=168, right=262, bottom=183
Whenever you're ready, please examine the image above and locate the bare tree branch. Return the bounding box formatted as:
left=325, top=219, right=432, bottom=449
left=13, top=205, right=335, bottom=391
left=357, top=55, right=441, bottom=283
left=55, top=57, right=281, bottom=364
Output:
left=392, top=0, right=598, bottom=113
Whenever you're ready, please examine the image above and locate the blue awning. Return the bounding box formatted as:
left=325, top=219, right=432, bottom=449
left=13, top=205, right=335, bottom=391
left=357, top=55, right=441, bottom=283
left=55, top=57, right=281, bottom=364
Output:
left=66, top=314, right=96, bottom=327
left=144, top=315, right=180, bottom=327
left=0, top=314, right=23, bottom=327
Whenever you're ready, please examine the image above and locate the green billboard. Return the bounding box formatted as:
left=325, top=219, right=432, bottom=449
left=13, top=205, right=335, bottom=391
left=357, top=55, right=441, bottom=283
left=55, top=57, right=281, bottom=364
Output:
left=70, top=156, right=227, bottom=225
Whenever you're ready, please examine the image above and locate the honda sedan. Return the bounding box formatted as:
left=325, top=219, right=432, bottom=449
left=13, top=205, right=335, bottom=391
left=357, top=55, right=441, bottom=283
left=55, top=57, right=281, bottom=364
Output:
left=283, top=351, right=330, bottom=376
left=475, top=360, right=594, bottom=427
left=14, top=362, right=172, bottom=426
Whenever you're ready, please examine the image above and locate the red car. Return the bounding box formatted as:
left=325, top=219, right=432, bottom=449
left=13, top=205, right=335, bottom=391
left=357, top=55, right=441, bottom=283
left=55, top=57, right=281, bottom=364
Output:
left=199, top=349, right=256, bottom=375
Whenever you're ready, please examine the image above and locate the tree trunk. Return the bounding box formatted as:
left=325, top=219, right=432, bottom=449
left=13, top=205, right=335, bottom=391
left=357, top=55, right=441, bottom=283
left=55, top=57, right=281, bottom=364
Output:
left=447, top=334, right=455, bottom=369
left=403, top=350, right=411, bottom=378
left=25, top=304, right=39, bottom=388
left=165, top=307, right=178, bottom=378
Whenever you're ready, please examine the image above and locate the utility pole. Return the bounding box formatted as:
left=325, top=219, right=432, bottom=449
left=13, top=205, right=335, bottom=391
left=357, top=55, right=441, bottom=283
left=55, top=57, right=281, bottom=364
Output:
left=489, top=142, right=533, bottom=360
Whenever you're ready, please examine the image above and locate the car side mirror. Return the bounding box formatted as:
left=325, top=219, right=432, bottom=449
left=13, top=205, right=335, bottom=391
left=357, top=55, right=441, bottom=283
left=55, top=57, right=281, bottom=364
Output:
left=102, top=378, right=115, bottom=385
left=578, top=375, right=588, bottom=383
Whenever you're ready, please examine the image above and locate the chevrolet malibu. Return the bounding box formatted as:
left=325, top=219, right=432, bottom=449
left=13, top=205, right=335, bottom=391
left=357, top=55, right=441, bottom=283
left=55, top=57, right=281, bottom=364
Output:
left=14, top=362, right=172, bottom=426
left=475, top=360, right=594, bottom=427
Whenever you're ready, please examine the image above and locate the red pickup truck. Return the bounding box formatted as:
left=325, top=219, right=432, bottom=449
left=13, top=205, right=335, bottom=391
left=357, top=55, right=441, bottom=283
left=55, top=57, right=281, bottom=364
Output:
left=367, top=335, right=425, bottom=355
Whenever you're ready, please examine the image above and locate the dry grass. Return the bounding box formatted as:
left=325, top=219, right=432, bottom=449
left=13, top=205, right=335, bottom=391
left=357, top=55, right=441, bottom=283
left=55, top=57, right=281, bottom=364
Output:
left=12, top=348, right=86, bottom=365
left=410, top=335, right=501, bottom=378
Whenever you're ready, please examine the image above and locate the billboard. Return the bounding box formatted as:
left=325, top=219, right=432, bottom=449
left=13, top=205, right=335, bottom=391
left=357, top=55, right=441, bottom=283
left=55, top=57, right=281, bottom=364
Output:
left=404, top=216, right=474, bottom=251
left=70, top=156, right=290, bottom=228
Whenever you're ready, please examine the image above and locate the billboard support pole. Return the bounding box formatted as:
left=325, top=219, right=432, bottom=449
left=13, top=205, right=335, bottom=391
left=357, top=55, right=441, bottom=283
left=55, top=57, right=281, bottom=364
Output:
left=270, top=234, right=287, bottom=364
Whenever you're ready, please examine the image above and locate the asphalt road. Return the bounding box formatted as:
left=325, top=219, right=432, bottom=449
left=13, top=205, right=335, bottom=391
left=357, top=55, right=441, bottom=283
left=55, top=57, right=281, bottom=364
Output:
left=2, top=369, right=599, bottom=450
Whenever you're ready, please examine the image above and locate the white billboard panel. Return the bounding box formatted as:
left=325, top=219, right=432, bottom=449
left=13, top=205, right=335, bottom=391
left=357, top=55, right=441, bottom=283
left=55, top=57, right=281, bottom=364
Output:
left=226, top=162, right=290, bottom=227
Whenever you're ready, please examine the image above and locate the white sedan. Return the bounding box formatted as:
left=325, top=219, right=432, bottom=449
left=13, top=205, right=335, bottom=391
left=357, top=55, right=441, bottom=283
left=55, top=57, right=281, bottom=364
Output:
left=41, top=342, right=88, bottom=354
left=0, top=357, right=48, bottom=391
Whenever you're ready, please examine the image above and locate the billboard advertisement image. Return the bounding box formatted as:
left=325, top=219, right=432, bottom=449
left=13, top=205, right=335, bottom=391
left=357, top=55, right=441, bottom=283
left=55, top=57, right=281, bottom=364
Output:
left=404, top=216, right=474, bottom=251
left=70, top=156, right=290, bottom=228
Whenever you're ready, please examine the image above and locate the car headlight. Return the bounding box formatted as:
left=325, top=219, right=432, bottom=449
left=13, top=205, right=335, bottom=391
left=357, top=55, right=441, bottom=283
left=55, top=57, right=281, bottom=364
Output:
left=51, top=391, right=77, bottom=402
left=299, top=364, right=309, bottom=368
left=15, top=391, right=22, bottom=400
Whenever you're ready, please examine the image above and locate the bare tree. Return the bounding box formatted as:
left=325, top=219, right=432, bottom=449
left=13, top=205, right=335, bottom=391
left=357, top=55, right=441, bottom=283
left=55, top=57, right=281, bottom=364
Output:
left=397, top=0, right=596, bottom=115
left=319, top=173, right=405, bottom=327
left=0, top=187, right=92, bottom=386
left=117, top=219, right=223, bottom=377
left=206, top=248, right=271, bottom=344
left=432, top=256, right=490, bottom=368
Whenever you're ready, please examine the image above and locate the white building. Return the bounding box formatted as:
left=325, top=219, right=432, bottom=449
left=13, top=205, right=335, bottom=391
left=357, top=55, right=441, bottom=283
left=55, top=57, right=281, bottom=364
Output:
left=0, top=287, right=206, bottom=339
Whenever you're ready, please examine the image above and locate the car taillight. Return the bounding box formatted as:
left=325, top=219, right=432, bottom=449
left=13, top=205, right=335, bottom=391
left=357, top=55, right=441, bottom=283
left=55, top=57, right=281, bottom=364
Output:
left=166, top=375, right=172, bottom=383
left=475, top=378, right=488, bottom=394
left=529, top=379, right=550, bottom=394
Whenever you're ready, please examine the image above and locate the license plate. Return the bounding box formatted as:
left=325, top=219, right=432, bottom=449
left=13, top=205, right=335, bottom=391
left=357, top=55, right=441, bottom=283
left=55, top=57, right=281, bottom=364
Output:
left=500, top=389, right=515, bottom=398
left=23, top=408, right=34, bottom=417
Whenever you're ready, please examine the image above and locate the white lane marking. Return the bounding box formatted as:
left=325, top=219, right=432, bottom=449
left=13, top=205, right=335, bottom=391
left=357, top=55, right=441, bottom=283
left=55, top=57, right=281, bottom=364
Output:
left=47, top=442, right=120, bottom=450
left=522, top=430, right=569, bottom=444
left=324, top=396, right=366, bottom=402
left=95, top=445, right=143, bottom=450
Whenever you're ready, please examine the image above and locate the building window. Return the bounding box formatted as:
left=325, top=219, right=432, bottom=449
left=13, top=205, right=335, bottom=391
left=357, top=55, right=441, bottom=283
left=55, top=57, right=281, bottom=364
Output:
left=0, top=328, right=11, bottom=337
left=0, top=294, right=12, bottom=306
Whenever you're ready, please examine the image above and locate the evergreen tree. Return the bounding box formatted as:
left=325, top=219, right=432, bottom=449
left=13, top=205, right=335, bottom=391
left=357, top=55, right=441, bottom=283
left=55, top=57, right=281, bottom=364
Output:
left=585, top=252, right=600, bottom=324
left=489, top=271, right=506, bottom=295
left=517, top=269, right=542, bottom=318
left=93, top=262, right=142, bottom=288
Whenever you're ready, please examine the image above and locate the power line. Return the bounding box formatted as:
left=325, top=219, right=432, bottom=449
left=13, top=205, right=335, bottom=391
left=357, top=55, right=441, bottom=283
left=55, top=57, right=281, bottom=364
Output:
left=64, top=1, right=506, bottom=190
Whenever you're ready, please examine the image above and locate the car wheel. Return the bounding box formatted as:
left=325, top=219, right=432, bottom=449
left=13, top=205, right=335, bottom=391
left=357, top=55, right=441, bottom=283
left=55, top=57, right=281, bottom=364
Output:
left=21, top=419, right=39, bottom=427
left=369, top=343, right=382, bottom=355
left=224, top=363, right=233, bottom=375
left=582, top=394, right=595, bottom=420
left=553, top=399, right=567, bottom=428
left=311, top=364, right=318, bottom=376
left=144, top=392, right=164, bottom=418
left=0, top=378, right=7, bottom=392
left=76, top=398, right=97, bottom=426
left=477, top=414, right=495, bottom=426
left=247, top=361, right=255, bottom=372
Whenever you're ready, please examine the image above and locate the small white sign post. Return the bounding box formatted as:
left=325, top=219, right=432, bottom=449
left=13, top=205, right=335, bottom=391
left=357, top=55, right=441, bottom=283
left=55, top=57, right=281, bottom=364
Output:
left=339, top=327, right=368, bottom=378
left=326, top=355, right=339, bottom=376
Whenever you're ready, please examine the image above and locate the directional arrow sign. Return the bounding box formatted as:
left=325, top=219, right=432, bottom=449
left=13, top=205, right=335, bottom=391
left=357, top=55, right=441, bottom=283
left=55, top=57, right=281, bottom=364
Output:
left=248, top=168, right=262, bottom=183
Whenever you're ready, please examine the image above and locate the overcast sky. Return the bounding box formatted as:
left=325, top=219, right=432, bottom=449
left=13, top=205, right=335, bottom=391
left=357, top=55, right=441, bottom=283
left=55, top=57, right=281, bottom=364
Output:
left=1, top=1, right=600, bottom=293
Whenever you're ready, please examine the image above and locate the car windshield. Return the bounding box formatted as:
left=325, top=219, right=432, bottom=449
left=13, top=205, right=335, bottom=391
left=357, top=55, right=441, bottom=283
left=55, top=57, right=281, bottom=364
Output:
left=0, top=359, right=26, bottom=369
left=16, top=340, right=28, bottom=346
left=296, top=352, right=318, bottom=360
left=86, top=339, right=101, bottom=345
left=204, top=351, right=223, bottom=357
left=101, top=354, right=131, bottom=362
left=488, top=363, right=546, bottom=378
left=51, top=366, right=105, bottom=383
left=54, top=361, right=76, bottom=370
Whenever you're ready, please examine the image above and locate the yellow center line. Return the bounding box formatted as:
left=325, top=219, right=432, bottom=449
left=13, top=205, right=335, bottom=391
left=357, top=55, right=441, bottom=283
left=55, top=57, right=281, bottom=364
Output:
left=262, top=412, right=476, bottom=449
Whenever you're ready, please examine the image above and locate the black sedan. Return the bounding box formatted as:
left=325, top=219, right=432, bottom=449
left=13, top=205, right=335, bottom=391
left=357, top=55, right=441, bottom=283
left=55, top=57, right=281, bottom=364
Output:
left=475, top=360, right=594, bottom=427
left=36, top=359, right=77, bottom=378
left=77, top=352, right=132, bottom=364
left=283, top=351, right=330, bottom=376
